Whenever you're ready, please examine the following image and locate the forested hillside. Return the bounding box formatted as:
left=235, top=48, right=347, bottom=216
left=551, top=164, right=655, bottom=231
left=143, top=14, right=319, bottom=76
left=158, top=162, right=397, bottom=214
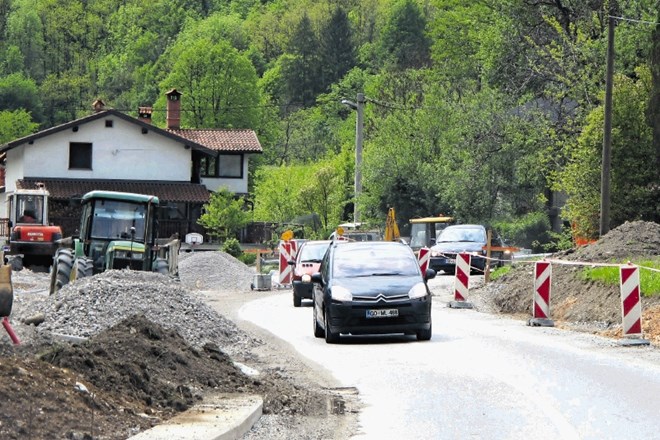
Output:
left=0, top=0, right=658, bottom=247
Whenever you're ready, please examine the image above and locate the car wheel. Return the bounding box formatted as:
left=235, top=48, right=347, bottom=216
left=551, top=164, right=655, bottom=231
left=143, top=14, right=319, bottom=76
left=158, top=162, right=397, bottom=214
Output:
left=313, top=305, right=324, bottom=338
left=417, top=322, right=432, bottom=341
left=293, top=292, right=302, bottom=307
left=324, top=308, right=340, bottom=344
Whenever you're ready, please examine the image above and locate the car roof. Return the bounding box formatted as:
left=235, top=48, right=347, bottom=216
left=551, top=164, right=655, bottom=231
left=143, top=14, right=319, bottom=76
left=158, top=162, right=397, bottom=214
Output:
left=443, top=224, right=486, bottom=230
left=330, top=240, right=411, bottom=253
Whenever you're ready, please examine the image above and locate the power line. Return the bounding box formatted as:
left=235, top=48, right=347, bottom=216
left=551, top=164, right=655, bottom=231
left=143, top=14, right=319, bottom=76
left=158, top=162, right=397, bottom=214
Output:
left=609, top=15, right=659, bottom=25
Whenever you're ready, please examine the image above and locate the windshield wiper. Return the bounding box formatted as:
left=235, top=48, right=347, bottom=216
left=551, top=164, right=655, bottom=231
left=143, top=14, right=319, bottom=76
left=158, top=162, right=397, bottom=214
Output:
left=302, top=258, right=323, bottom=263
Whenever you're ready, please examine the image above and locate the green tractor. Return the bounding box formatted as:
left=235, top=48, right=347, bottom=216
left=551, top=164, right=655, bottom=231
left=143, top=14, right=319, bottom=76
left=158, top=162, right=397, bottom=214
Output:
left=49, top=190, right=180, bottom=295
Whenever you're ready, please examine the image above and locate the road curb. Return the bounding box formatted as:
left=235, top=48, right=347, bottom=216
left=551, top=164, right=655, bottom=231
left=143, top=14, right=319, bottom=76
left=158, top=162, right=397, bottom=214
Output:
left=127, top=393, right=263, bottom=440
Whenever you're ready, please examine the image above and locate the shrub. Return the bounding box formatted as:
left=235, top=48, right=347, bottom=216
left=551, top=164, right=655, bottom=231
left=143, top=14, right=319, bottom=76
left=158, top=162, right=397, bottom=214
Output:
left=493, top=212, right=551, bottom=251
left=222, top=238, right=243, bottom=258
left=238, top=252, right=257, bottom=265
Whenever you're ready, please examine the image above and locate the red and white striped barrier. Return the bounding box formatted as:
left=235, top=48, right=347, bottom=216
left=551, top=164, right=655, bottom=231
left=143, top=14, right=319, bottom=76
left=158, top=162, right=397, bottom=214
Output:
left=278, top=241, right=292, bottom=286
left=289, top=240, right=299, bottom=262
left=418, top=247, right=430, bottom=273
left=528, top=261, right=554, bottom=327
left=449, top=253, right=473, bottom=309
left=619, top=265, right=648, bottom=345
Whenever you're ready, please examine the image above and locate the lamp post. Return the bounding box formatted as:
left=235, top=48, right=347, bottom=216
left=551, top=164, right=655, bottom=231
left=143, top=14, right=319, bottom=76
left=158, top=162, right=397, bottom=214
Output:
left=341, top=93, right=365, bottom=224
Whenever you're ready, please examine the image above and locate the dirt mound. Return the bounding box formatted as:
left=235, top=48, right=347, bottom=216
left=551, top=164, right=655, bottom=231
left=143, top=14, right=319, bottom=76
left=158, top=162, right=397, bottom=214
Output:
left=472, top=221, right=660, bottom=340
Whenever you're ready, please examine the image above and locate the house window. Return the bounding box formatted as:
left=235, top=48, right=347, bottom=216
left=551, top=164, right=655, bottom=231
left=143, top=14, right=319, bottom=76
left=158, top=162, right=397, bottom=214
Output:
left=105, top=120, right=113, bottom=127
left=219, top=154, right=242, bottom=178
left=69, top=142, right=92, bottom=169
left=200, top=156, right=217, bottom=177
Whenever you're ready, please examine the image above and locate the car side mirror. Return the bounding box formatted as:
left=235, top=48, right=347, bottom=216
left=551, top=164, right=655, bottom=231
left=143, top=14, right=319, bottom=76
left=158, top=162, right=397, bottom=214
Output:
left=288, top=260, right=295, bottom=266
left=311, top=272, right=323, bottom=284
left=424, top=268, right=437, bottom=281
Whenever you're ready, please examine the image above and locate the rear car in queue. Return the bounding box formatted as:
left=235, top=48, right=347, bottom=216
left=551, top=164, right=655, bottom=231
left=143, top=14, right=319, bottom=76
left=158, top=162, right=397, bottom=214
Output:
left=311, top=240, right=436, bottom=344
left=290, top=240, right=331, bottom=307
left=428, top=224, right=507, bottom=275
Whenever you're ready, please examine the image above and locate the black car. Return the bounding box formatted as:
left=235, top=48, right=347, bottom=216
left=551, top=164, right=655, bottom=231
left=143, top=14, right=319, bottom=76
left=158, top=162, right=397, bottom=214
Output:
left=311, top=241, right=436, bottom=343
left=428, top=224, right=505, bottom=274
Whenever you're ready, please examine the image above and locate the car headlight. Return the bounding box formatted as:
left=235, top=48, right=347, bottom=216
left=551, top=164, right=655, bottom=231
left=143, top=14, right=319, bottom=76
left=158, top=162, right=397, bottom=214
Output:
left=408, top=282, right=428, bottom=299
left=331, top=285, right=353, bottom=302
left=431, top=251, right=440, bottom=257
left=301, top=274, right=311, bottom=283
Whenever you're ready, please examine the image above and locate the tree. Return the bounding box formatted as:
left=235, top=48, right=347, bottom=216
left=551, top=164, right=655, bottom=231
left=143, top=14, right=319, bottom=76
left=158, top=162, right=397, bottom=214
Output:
left=557, top=68, right=658, bottom=238
left=319, top=7, right=356, bottom=92
left=282, top=12, right=321, bottom=107
left=197, top=187, right=251, bottom=242
left=0, top=109, right=38, bottom=144
left=155, top=39, right=261, bottom=129
left=377, top=0, right=431, bottom=70
left=651, top=10, right=660, bottom=174
left=0, top=73, right=43, bottom=122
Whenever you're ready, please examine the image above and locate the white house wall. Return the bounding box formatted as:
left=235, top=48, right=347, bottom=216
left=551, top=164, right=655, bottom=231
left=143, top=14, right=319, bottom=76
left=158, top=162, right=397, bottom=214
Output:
left=20, top=118, right=191, bottom=182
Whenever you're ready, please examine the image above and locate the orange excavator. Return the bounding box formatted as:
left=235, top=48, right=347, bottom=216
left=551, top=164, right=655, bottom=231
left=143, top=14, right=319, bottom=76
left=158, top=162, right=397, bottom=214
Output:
left=384, top=207, right=401, bottom=242
left=4, top=186, right=62, bottom=270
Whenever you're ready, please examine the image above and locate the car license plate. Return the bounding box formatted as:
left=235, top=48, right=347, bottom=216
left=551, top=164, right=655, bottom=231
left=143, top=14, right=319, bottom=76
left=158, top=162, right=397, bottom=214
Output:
left=447, top=258, right=455, bottom=264
left=366, top=309, right=399, bottom=318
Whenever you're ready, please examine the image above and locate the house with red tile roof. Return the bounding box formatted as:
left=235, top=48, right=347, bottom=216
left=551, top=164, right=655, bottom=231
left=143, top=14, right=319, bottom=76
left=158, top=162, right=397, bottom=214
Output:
left=0, top=89, right=262, bottom=239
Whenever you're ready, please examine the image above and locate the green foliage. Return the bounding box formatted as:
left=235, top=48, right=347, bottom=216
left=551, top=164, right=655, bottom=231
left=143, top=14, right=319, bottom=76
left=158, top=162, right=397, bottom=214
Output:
left=377, top=0, right=430, bottom=70
left=541, top=226, right=574, bottom=253
left=222, top=237, right=243, bottom=258
left=198, top=187, right=251, bottom=241
left=0, top=109, right=38, bottom=143
left=238, top=252, right=257, bottom=265
left=0, top=73, right=42, bottom=120
left=493, top=212, right=551, bottom=250
left=155, top=38, right=262, bottom=129
left=556, top=67, right=658, bottom=238
left=0, top=0, right=657, bottom=240
left=252, top=158, right=346, bottom=235
left=489, top=265, right=512, bottom=282
left=581, top=259, right=660, bottom=296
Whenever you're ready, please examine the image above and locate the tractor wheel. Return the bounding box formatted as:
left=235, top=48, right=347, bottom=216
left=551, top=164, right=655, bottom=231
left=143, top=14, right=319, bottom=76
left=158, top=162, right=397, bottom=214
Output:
left=49, top=249, right=74, bottom=295
left=71, top=257, right=93, bottom=282
left=154, top=258, right=169, bottom=275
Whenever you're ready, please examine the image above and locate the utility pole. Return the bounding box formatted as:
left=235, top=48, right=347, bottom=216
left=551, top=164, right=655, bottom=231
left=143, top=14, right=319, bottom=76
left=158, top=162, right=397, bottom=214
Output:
left=600, top=15, right=615, bottom=237
left=341, top=93, right=365, bottom=224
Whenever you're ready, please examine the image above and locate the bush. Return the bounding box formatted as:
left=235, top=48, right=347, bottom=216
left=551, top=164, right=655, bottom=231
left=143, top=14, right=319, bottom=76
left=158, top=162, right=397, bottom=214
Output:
left=222, top=238, right=243, bottom=258
left=493, top=212, right=551, bottom=251
left=238, top=252, right=257, bottom=265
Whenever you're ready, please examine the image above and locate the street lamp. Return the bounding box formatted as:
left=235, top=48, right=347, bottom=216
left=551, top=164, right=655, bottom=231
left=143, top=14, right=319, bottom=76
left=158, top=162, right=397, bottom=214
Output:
left=341, top=93, right=365, bottom=224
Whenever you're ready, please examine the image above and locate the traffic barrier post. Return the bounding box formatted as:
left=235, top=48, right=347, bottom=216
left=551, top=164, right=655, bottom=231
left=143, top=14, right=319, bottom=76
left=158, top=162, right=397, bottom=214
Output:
left=449, top=253, right=473, bottom=309
left=278, top=241, right=292, bottom=287
left=528, top=260, right=554, bottom=327
left=619, top=264, right=649, bottom=346
left=418, top=247, right=430, bottom=274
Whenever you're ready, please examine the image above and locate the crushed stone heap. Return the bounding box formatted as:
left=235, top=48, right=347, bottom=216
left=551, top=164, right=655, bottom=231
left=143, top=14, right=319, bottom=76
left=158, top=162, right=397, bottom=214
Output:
left=30, top=268, right=259, bottom=354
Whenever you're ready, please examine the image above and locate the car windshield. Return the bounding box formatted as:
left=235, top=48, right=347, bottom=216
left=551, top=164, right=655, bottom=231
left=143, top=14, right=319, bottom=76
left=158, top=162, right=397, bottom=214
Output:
left=333, top=245, right=420, bottom=278
left=437, top=227, right=485, bottom=243
left=298, top=242, right=330, bottom=262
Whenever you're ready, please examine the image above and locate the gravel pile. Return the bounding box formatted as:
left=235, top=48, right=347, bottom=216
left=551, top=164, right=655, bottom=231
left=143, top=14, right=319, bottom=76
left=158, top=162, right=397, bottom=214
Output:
left=179, top=250, right=257, bottom=292
left=8, top=251, right=261, bottom=356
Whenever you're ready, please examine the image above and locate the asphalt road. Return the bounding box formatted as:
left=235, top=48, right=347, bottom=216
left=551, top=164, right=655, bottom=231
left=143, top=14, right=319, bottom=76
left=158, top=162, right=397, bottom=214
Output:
left=239, top=275, right=660, bottom=440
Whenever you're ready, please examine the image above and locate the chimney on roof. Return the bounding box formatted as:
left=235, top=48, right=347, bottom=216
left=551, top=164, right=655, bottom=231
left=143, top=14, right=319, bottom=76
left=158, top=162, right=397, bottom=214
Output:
left=138, top=106, right=153, bottom=125
left=92, top=99, right=106, bottom=113
left=165, top=89, right=182, bottom=130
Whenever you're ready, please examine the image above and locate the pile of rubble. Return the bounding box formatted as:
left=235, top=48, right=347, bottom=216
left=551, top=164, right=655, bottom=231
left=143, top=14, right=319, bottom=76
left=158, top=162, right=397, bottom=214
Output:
left=8, top=251, right=259, bottom=356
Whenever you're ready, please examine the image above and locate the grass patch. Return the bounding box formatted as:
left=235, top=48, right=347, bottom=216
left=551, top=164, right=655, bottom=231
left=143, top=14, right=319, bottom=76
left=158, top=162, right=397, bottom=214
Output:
left=490, top=265, right=512, bottom=281
left=581, top=259, right=660, bottom=296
